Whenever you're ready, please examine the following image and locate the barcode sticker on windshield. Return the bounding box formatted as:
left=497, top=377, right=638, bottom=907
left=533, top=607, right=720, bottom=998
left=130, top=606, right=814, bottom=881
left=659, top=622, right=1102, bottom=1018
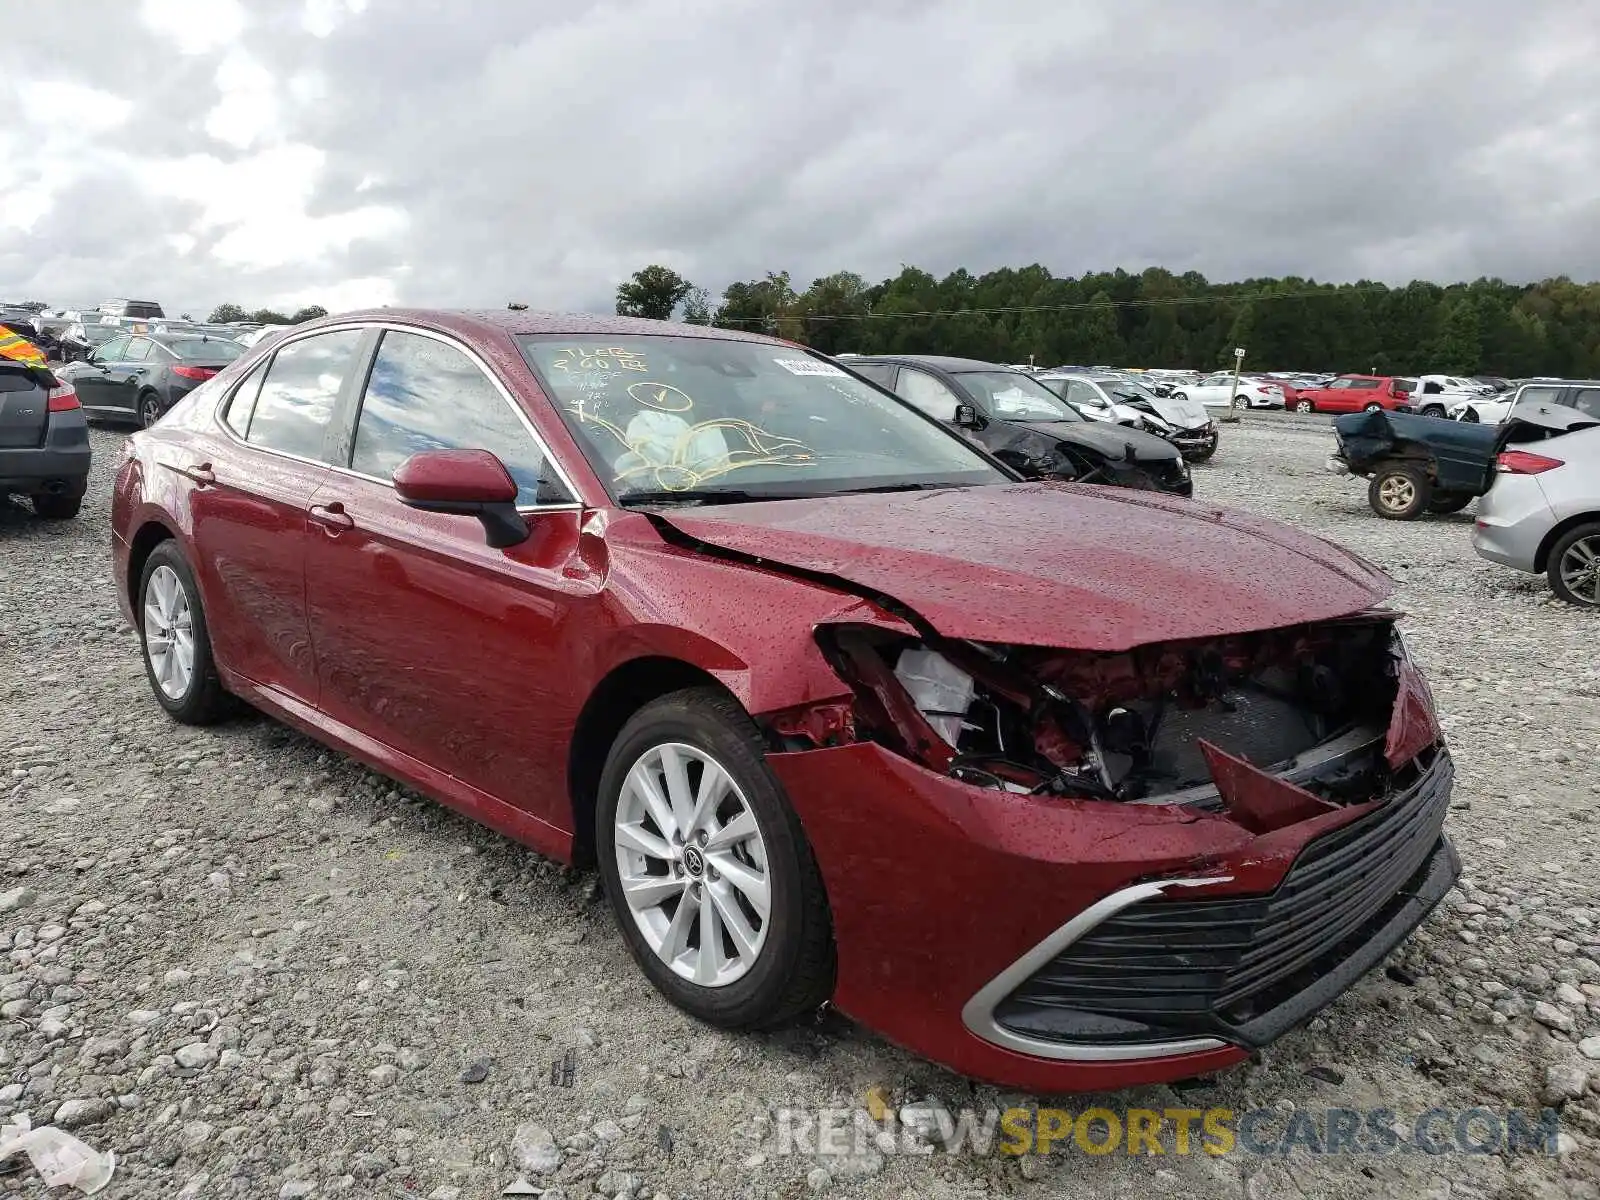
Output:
left=774, top=358, right=848, bottom=377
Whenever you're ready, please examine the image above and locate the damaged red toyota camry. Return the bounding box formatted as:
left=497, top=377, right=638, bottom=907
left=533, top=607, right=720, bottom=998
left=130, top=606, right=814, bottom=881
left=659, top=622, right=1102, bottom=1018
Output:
left=111, top=312, right=1456, bottom=1092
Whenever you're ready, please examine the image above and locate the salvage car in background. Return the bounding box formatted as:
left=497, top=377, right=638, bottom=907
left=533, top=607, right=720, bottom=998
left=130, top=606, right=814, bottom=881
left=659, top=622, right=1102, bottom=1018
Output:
left=0, top=360, right=90, bottom=518
left=112, top=310, right=1455, bottom=1091
left=1410, top=374, right=1486, bottom=419
left=1292, top=376, right=1415, bottom=415
left=1452, top=378, right=1600, bottom=426
left=1173, top=372, right=1283, bottom=410
left=1040, top=374, right=1218, bottom=461
left=1472, top=389, right=1600, bottom=606
left=1327, top=409, right=1496, bottom=519
left=849, top=355, right=1193, bottom=495
left=56, top=331, right=244, bottom=428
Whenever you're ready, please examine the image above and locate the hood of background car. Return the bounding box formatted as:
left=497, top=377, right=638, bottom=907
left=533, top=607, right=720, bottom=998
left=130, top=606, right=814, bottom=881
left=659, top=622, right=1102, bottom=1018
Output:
left=655, top=481, right=1391, bottom=650
left=1008, top=418, right=1180, bottom=462
left=1140, top=394, right=1209, bottom=428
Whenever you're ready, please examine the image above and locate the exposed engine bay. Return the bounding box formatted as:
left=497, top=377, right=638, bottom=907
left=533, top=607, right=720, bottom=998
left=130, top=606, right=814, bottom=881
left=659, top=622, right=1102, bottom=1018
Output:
left=767, top=616, right=1416, bottom=807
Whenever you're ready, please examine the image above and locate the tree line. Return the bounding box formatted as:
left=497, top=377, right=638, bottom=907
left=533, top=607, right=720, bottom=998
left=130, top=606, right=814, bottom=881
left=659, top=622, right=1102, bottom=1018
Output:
left=615, top=264, right=1600, bottom=378
left=206, top=303, right=328, bottom=326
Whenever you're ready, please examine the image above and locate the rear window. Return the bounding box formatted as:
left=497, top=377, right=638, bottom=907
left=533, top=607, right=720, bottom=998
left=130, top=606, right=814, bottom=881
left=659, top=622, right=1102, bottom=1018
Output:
left=164, top=338, right=244, bottom=361
left=1394, top=379, right=1416, bottom=393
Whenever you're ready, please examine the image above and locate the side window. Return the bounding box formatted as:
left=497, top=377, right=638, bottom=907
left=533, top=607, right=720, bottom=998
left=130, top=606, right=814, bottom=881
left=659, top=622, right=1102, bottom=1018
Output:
left=245, top=330, right=365, bottom=461
left=222, top=358, right=270, bottom=437
left=1065, top=380, right=1104, bottom=407
left=96, top=336, right=130, bottom=363
left=849, top=361, right=897, bottom=389
left=123, top=337, right=154, bottom=362
left=352, top=330, right=569, bottom=506
left=1349, top=379, right=1379, bottom=390
left=1566, top=388, right=1600, bottom=418
left=893, top=369, right=962, bottom=421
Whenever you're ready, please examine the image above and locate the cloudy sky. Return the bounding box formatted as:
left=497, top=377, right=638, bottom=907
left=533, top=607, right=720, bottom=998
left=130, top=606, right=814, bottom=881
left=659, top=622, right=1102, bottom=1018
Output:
left=1, top=0, right=1596, bottom=318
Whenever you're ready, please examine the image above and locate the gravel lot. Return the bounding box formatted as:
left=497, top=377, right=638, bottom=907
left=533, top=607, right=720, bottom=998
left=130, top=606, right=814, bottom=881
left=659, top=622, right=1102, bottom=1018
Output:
left=1, top=417, right=1596, bottom=1199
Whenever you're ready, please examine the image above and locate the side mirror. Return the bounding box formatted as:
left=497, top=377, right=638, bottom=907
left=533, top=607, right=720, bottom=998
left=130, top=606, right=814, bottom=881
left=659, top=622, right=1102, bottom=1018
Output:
left=954, top=403, right=981, bottom=429
left=393, top=448, right=530, bottom=548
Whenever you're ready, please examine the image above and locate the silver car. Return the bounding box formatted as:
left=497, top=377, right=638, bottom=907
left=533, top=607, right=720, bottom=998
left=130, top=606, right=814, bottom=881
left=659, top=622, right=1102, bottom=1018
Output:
left=1472, top=392, right=1600, bottom=606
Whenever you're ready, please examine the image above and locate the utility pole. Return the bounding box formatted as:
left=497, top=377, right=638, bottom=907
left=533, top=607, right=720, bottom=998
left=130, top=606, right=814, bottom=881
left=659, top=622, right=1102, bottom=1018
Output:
left=1222, top=346, right=1245, bottom=424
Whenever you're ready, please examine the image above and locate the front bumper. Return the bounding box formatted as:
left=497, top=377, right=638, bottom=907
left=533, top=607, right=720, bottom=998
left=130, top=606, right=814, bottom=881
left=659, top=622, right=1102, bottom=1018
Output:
left=1171, top=428, right=1218, bottom=458
left=770, top=740, right=1456, bottom=1092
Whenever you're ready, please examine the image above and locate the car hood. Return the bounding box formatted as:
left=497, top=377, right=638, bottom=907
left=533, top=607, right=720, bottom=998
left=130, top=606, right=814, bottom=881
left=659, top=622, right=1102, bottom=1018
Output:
left=1010, top=418, right=1180, bottom=463
left=655, top=481, right=1391, bottom=650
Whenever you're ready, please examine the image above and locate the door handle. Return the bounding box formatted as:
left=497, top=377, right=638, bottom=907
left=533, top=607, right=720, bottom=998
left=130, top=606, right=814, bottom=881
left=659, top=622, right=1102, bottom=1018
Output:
left=309, top=502, right=354, bottom=531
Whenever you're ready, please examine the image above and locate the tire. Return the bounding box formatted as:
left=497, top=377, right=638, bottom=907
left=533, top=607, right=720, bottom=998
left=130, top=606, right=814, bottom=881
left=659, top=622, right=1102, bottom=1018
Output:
left=1547, top=522, right=1600, bottom=608
left=31, top=494, right=81, bottom=520
left=1363, top=402, right=1383, bottom=413
left=1233, top=395, right=1249, bottom=410
left=1172, top=392, right=1188, bottom=403
left=596, top=687, right=834, bottom=1030
left=139, top=391, right=163, bottom=429
left=137, top=541, right=232, bottom=723
left=1427, top=494, right=1473, bottom=515
left=1459, top=408, right=1480, bottom=423
left=1295, top=399, right=1314, bottom=413
left=1421, top=404, right=1447, bottom=419
left=1367, top=462, right=1432, bottom=520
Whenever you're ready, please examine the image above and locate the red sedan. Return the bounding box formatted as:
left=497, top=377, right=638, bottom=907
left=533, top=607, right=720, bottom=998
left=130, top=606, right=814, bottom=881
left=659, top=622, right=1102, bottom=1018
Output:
left=112, top=311, right=1457, bottom=1091
left=1290, top=375, right=1416, bottom=415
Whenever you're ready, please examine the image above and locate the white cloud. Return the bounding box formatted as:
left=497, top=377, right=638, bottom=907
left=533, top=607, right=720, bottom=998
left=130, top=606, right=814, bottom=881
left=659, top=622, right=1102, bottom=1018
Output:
left=303, top=0, right=369, bottom=39
left=21, top=82, right=132, bottom=133
left=139, top=0, right=247, bottom=55
left=205, top=51, right=280, bottom=149
left=271, top=274, right=398, bottom=313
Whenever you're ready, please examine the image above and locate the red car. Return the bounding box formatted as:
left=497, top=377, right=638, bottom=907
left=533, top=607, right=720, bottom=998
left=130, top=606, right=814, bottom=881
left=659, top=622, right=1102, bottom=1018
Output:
left=1290, top=375, right=1415, bottom=415
left=112, top=311, right=1457, bottom=1092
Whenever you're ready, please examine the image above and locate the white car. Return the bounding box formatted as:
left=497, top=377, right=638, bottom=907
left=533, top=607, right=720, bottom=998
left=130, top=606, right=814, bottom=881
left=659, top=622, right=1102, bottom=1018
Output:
left=1038, top=374, right=1219, bottom=460
left=1173, top=372, right=1283, bottom=410
left=1455, top=380, right=1579, bottom=425
left=1411, top=374, right=1489, bottom=419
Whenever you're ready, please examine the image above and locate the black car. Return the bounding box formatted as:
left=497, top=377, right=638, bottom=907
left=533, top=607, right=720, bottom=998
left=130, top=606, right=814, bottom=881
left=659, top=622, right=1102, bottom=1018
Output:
left=56, top=331, right=245, bottom=428
left=846, top=354, right=1193, bottom=495
left=0, top=361, right=91, bottom=519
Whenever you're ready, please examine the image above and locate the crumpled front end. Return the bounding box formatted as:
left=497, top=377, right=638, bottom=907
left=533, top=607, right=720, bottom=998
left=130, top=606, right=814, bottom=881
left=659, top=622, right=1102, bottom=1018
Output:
left=759, top=611, right=1457, bottom=1090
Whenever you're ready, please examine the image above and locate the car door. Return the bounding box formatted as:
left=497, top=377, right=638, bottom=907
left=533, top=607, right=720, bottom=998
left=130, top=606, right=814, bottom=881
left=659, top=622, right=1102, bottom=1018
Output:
left=68, top=334, right=129, bottom=412
left=186, top=326, right=371, bottom=702
left=103, top=336, right=158, bottom=417
left=301, top=326, right=590, bottom=834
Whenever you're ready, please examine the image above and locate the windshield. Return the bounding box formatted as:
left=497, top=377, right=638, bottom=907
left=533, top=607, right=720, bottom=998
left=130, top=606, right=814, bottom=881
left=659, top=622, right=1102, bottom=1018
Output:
left=954, top=371, right=1081, bottom=422
left=519, top=336, right=1008, bottom=501
left=164, top=338, right=244, bottom=361
left=1095, top=378, right=1160, bottom=403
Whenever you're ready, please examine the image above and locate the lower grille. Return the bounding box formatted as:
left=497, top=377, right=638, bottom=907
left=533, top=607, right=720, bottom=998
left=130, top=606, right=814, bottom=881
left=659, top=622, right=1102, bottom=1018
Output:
left=995, top=748, right=1454, bottom=1048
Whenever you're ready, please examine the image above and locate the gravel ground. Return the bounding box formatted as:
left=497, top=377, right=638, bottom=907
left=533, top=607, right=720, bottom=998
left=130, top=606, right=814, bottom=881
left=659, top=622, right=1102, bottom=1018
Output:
left=0, top=418, right=1596, bottom=1200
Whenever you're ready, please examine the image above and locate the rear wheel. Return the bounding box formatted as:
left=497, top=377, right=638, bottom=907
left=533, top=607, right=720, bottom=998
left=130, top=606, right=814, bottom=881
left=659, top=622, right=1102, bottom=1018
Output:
left=31, top=494, right=81, bottom=520
left=138, top=542, right=231, bottom=723
left=1363, top=402, right=1383, bottom=413
left=1172, top=392, right=1188, bottom=403
left=1295, top=399, right=1314, bottom=413
left=1427, top=493, right=1473, bottom=515
left=597, top=687, right=834, bottom=1030
left=139, top=391, right=163, bottom=429
left=1233, top=395, right=1249, bottom=410
left=1548, top=523, right=1600, bottom=608
left=1368, top=462, right=1432, bottom=520
left=1421, top=404, right=1447, bottom=419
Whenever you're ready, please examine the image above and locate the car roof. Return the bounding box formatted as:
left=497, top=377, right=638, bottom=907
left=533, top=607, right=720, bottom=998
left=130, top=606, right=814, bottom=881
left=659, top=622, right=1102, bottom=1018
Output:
left=327, top=308, right=787, bottom=346
left=848, top=353, right=1011, bottom=372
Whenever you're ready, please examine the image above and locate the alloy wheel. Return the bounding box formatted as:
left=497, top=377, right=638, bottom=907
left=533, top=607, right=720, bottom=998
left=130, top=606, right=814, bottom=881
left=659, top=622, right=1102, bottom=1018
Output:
left=1377, top=475, right=1416, bottom=513
left=613, top=742, right=770, bottom=987
left=143, top=564, right=195, bottom=699
left=1558, top=536, right=1600, bottom=606
left=1296, top=400, right=1313, bottom=413
left=141, top=395, right=161, bottom=428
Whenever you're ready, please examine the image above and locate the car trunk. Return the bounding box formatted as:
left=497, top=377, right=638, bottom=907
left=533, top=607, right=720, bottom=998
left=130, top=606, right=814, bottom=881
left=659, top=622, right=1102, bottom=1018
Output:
left=0, top=364, right=49, bottom=449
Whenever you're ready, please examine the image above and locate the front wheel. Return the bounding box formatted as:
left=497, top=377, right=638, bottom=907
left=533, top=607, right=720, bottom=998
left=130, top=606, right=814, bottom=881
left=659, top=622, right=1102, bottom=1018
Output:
left=1368, top=462, right=1432, bottom=520
left=1548, top=523, right=1600, bottom=608
left=1295, top=399, right=1314, bottom=413
left=1421, top=404, right=1447, bottom=419
left=1172, top=392, right=1188, bottom=403
left=138, top=542, right=232, bottom=723
left=597, top=687, right=835, bottom=1030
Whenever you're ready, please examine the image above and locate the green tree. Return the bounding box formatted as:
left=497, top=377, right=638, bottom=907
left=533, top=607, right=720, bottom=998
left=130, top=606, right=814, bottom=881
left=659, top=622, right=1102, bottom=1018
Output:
left=615, top=265, right=693, bottom=321
left=208, top=303, right=246, bottom=323
left=291, top=305, right=328, bottom=323
left=791, top=271, right=872, bottom=354
left=714, top=271, right=800, bottom=340
left=1432, top=299, right=1483, bottom=375
left=681, top=286, right=712, bottom=326
left=250, top=309, right=292, bottom=325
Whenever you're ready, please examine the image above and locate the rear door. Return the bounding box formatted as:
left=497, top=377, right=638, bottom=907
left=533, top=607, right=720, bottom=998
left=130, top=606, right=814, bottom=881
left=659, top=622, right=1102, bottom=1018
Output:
left=0, top=364, right=49, bottom=449
left=104, top=336, right=158, bottom=417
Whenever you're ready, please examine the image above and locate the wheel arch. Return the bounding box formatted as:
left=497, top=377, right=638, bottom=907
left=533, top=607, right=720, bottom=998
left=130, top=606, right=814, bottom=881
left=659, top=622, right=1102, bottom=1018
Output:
left=1534, top=512, right=1600, bottom=573
left=126, top=519, right=179, bottom=619
left=566, top=656, right=739, bottom=867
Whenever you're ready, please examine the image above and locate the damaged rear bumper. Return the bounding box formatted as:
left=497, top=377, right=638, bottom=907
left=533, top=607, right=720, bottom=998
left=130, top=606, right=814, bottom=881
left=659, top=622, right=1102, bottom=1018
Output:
left=768, top=739, right=1458, bottom=1092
